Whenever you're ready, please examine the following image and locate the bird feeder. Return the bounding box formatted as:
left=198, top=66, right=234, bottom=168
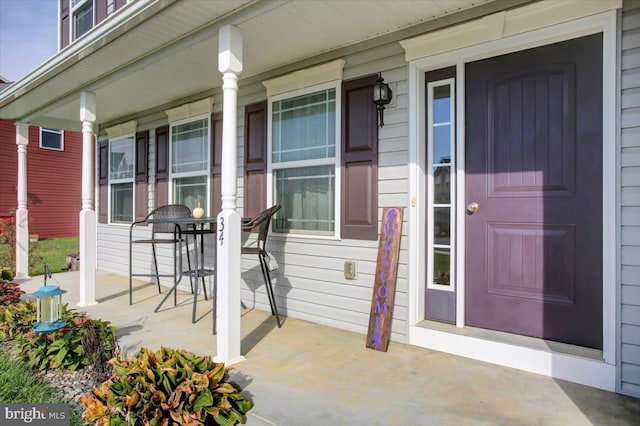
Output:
left=32, top=285, right=66, bottom=333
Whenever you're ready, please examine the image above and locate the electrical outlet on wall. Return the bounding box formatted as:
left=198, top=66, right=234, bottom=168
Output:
left=344, top=260, right=356, bottom=280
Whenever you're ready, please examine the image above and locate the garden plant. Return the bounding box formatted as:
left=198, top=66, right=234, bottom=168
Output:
left=81, top=346, right=254, bottom=425
left=15, top=304, right=118, bottom=372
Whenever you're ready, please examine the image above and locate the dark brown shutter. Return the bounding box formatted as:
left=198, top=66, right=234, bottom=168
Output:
left=341, top=75, right=379, bottom=240
left=98, top=140, right=109, bottom=224
left=155, top=125, right=169, bottom=208
left=60, top=0, right=70, bottom=49
left=95, top=0, right=108, bottom=25
left=244, top=101, right=268, bottom=220
left=210, top=112, right=223, bottom=217
left=135, top=131, right=149, bottom=222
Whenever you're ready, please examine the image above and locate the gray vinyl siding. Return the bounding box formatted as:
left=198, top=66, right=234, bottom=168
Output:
left=239, top=45, right=410, bottom=343
left=95, top=41, right=411, bottom=343
left=620, top=0, right=640, bottom=398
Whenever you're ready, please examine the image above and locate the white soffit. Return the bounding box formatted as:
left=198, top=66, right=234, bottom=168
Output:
left=2, top=0, right=495, bottom=127
left=400, top=0, right=622, bottom=61
left=241, top=0, right=494, bottom=74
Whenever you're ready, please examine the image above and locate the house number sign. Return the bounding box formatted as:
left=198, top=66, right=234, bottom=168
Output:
left=218, top=217, right=224, bottom=246
left=366, top=207, right=403, bottom=352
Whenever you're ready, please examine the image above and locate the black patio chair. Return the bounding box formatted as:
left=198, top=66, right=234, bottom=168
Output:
left=129, top=204, right=206, bottom=304
left=242, top=204, right=282, bottom=328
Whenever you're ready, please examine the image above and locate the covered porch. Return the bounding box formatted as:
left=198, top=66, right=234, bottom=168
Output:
left=18, top=270, right=640, bottom=425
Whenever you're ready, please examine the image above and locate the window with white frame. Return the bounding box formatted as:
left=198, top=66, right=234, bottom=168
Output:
left=109, top=135, right=135, bottom=224
left=427, top=79, right=455, bottom=290
left=269, top=84, right=339, bottom=236
left=71, top=0, right=94, bottom=40
left=40, top=128, right=64, bottom=151
left=170, top=118, right=209, bottom=213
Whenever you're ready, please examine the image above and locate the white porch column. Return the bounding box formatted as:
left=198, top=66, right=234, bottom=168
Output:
left=78, top=91, right=97, bottom=307
left=215, top=25, right=244, bottom=364
left=15, top=123, right=29, bottom=278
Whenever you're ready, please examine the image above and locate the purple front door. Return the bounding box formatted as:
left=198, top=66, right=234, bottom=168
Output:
left=464, top=34, right=603, bottom=349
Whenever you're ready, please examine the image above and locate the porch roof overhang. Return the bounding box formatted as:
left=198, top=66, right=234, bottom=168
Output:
left=0, top=0, right=515, bottom=132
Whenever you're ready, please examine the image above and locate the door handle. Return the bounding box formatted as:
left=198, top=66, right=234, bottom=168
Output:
left=466, top=202, right=479, bottom=214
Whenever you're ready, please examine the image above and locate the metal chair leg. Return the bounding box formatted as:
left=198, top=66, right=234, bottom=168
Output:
left=151, top=242, right=162, bottom=294
left=200, top=232, right=208, bottom=300
left=129, top=228, right=133, bottom=305
left=259, top=253, right=281, bottom=328
left=185, top=237, right=194, bottom=294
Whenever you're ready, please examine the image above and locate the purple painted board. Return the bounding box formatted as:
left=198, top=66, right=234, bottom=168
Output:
left=366, top=207, right=403, bottom=352
left=465, top=34, right=603, bottom=349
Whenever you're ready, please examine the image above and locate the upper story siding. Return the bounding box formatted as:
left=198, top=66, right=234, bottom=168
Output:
left=59, top=0, right=127, bottom=50
left=620, top=0, right=640, bottom=398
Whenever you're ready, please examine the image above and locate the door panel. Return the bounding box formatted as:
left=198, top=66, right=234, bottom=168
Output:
left=465, top=34, right=603, bottom=349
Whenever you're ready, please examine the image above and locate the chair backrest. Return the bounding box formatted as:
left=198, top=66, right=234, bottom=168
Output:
left=150, top=204, right=191, bottom=234
left=248, top=204, right=281, bottom=250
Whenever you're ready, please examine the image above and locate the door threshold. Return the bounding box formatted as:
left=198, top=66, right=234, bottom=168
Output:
left=416, top=319, right=603, bottom=361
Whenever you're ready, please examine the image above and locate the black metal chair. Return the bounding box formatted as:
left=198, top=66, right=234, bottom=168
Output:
left=242, top=204, right=282, bottom=327
left=129, top=204, right=207, bottom=305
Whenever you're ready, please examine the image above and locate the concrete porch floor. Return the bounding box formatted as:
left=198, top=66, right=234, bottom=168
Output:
left=18, top=271, right=640, bottom=426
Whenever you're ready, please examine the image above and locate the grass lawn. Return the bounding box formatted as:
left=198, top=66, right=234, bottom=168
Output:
left=0, top=351, right=83, bottom=425
left=29, top=237, right=79, bottom=276
left=0, top=236, right=78, bottom=277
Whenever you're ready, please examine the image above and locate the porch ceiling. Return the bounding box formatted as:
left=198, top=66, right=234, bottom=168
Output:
left=0, top=0, right=494, bottom=131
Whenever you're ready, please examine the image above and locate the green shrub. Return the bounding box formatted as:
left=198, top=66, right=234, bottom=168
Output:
left=0, top=267, right=13, bottom=281
left=0, top=221, right=16, bottom=275
left=81, top=346, right=253, bottom=425
left=16, top=305, right=117, bottom=371
left=0, top=301, right=37, bottom=340
left=0, top=280, right=24, bottom=306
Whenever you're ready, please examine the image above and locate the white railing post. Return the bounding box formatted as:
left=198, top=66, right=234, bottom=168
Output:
left=216, top=25, right=244, bottom=364
left=15, top=123, right=29, bottom=278
left=78, top=91, right=98, bottom=307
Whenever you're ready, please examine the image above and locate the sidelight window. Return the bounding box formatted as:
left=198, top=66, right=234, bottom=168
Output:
left=428, top=79, right=455, bottom=290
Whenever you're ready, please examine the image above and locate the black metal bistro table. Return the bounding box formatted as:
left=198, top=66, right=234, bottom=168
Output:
left=148, top=216, right=217, bottom=324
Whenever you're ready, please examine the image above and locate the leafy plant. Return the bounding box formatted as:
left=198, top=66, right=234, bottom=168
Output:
left=0, top=301, right=37, bottom=340
left=0, top=220, right=16, bottom=276
left=0, top=267, right=13, bottom=281
left=81, top=346, right=254, bottom=426
left=16, top=305, right=117, bottom=371
left=0, top=280, right=24, bottom=306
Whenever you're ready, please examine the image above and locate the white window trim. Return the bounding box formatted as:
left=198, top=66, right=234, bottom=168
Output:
left=39, top=128, right=64, bottom=151
left=107, top=133, right=136, bottom=226
left=167, top=114, right=211, bottom=212
left=404, top=6, right=618, bottom=392
left=263, top=59, right=345, bottom=97
left=70, top=0, right=95, bottom=41
left=426, top=78, right=455, bottom=293
left=267, top=80, right=342, bottom=240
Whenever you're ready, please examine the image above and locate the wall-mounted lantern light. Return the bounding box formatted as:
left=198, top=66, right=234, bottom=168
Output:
left=32, top=265, right=66, bottom=333
left=373, top=76, right=393, bottom=127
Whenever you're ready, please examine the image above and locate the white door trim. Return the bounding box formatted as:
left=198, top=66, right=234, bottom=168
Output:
left=405, top=7, right=618, bottom=391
